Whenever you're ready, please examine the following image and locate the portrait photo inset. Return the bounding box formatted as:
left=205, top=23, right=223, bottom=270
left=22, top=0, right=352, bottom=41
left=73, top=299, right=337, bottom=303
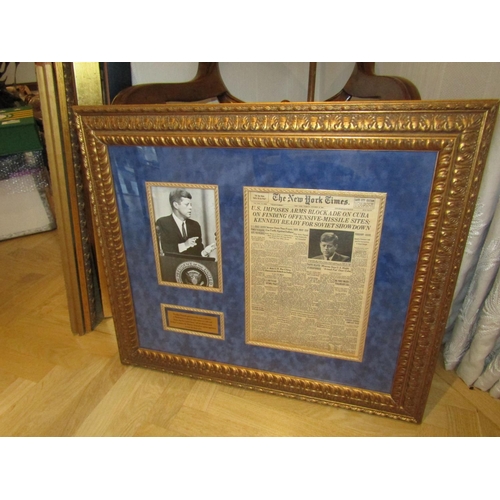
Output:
left=147, top=183, right=221, bottom=291
left=308, top=229, right=353, bottom=262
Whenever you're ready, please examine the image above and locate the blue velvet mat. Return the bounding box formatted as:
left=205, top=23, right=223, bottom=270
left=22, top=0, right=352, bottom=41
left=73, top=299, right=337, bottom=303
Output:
left=109, top=146, right=437, bottom=393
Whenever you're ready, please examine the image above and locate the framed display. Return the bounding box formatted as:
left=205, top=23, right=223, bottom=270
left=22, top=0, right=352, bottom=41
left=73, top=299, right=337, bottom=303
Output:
left=74, top=100, right=498, bottom=423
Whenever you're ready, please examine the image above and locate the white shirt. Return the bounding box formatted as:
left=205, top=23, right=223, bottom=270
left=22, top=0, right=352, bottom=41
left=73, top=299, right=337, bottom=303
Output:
left=172, top=212, right=186, bottom=237
left=171, top=212, right=190, bottom=253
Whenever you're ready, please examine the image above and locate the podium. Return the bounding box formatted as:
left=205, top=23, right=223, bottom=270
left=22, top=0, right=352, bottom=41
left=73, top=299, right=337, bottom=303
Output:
left=160, top=252, right=218, bottom=288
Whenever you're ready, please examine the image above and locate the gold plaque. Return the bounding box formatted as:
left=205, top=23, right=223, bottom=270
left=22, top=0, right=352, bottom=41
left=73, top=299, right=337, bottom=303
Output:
left=162, top=304, right=224, bottom=339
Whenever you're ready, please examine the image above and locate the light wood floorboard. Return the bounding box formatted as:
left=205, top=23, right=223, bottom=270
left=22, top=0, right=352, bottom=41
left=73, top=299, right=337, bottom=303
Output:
left=1, top=230, right=499, bottom=436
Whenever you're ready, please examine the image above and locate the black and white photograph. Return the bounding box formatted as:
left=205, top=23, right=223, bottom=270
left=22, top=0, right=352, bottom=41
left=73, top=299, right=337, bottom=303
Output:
left=308, top=229, right=354, bottom=262
left=147, top=182, right=222, bottom=291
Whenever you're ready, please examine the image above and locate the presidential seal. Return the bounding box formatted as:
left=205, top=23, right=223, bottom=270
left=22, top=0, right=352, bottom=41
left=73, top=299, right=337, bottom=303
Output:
left=175, top=261, right=214, bottom=287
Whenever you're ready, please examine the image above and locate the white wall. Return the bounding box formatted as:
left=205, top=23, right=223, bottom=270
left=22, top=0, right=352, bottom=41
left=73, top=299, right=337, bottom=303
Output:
left=0, top=62, right=37, bottom=85
left=376, top=62, right=500, bottom=100
left=131, top=62, right=356, bottom=102
left=131, top=62, right=500, bottom=102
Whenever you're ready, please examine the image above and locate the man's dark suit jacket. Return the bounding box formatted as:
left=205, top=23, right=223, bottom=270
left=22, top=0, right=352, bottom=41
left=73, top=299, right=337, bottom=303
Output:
left=312, top=252, right=350, bottom=262
left=156, top=215, right=204, bottom=256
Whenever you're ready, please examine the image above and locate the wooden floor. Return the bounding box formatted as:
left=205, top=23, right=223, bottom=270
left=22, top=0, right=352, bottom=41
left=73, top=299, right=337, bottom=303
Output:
left=1, top=229, right=499, bottom=437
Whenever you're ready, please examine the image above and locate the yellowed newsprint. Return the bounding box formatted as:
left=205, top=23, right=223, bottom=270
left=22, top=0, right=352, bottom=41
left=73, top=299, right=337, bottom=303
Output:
left=244, top=187, right=386, bottom=361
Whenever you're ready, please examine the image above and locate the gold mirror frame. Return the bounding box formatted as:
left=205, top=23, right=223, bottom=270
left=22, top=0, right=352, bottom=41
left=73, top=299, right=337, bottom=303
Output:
left=36, top=62, right=111, bottom=334
left=75, top=100, right=498, bottom=422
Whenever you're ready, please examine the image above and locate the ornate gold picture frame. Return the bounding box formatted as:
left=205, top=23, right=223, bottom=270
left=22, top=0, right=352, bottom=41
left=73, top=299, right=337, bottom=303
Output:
left=74, top=100, right=498, bottom=423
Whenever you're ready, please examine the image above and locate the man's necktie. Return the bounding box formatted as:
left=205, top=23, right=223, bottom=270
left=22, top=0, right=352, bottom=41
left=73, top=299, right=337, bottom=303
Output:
left=182, top=222, right=187, bottom=240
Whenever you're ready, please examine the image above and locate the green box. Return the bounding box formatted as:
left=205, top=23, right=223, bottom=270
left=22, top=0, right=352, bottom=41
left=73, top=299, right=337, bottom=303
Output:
left=0, top=106, right=43, bottom=156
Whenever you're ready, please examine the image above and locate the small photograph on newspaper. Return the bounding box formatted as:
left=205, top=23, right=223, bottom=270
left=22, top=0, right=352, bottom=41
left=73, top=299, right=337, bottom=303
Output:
left=146, top=182, right=222, bottom=292
left=244, top=187, right=386, bottom=361
left=308, top=229, right=354, bottom=262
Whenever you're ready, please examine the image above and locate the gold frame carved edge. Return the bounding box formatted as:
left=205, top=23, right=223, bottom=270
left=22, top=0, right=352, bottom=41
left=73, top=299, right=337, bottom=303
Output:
left=74, top=100, right=499, bottom=423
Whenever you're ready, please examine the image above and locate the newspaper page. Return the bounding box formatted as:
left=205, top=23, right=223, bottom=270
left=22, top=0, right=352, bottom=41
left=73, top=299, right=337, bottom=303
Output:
left=244, top=187, right=386, bottom=361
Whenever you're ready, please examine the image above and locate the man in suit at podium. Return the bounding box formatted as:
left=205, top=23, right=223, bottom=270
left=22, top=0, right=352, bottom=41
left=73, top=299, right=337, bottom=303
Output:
left=156, top=188, right=216, bottom=258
